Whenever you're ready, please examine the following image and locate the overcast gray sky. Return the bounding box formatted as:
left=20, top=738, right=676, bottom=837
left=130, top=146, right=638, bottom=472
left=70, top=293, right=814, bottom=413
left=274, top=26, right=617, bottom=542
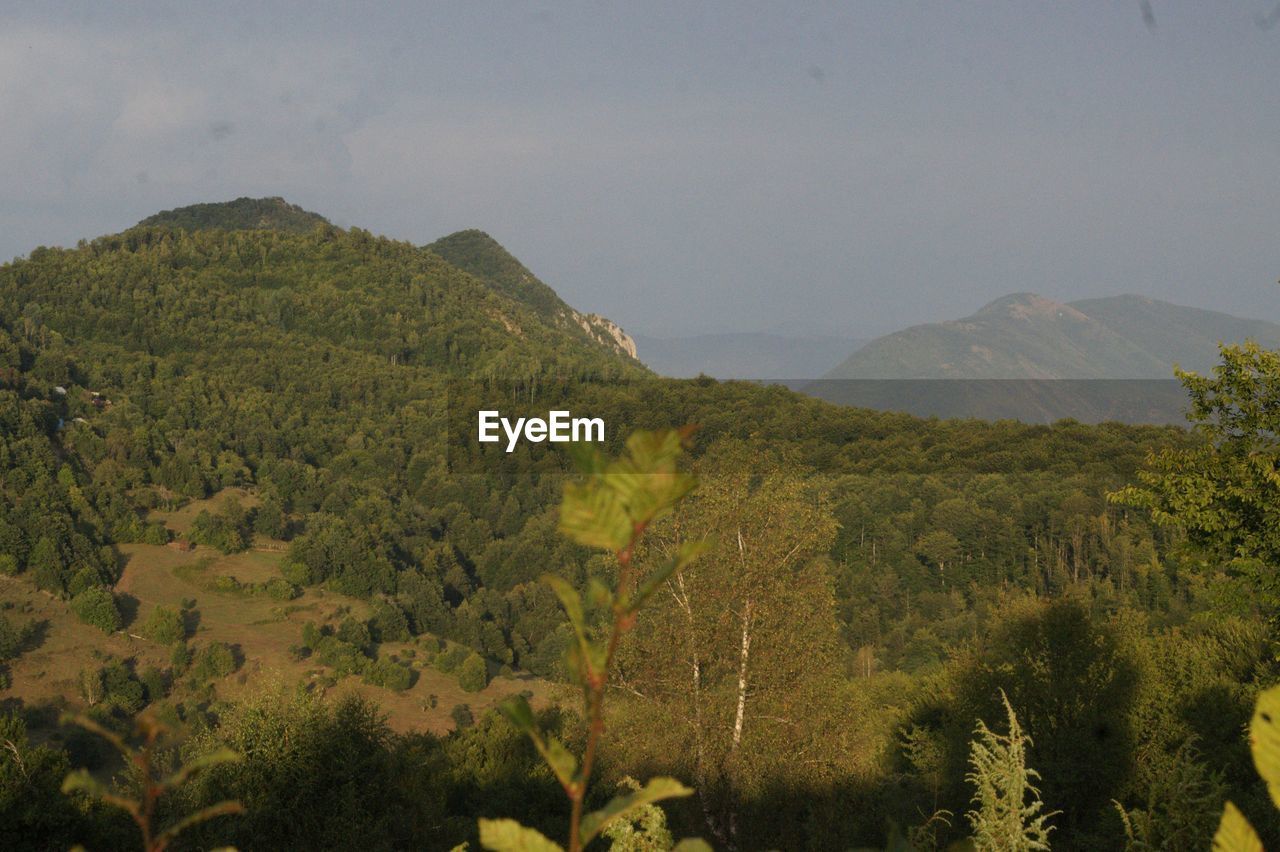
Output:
left=4, top=1, right=1279, bottom=336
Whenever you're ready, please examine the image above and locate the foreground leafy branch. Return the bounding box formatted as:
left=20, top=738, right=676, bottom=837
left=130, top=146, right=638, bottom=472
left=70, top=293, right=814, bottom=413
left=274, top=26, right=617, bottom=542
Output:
left=61, top=712, right=243, bottom=852
left=966, top=691, right=1056, bottom=851
left=1213, top=684, right=1280, bottom=851
left=480, top=429, right=711, bottom=852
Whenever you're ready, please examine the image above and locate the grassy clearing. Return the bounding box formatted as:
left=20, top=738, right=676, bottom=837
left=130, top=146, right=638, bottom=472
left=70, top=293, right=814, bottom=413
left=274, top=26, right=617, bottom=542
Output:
left=3, top=538, right=553, bottom=735
left=146, top=486, right=260, bottom=535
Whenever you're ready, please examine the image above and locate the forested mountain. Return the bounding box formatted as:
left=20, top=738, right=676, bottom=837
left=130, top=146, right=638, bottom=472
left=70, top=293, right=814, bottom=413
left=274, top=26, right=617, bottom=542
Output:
left=137, top=196, right=332, bottom=233
left=825, top=292, right=1280, bottom=379
left=427, top=228, right=639, bottom=361
left=0, top=201, right=1276, bottom=850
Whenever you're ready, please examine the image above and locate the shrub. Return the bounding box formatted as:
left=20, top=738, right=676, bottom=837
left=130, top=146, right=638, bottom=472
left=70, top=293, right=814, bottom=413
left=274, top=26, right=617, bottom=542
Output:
left=171, top=642, right=192, bottom=676
left=450, top=703, right=474, bottom=730
left=139, top=666, right=167, bottom=702
left=70, top=587, right=121, bottom=633
left=263, top=577, right=299, bottom=601
left=0, top=554, right=17, bottom=576
left=101, top=661, right=145, bottom=715
left=363, top=658, right=413, bottom=692
left=434, top=644, right=470, bottom=674
left=191, top=641, right=238, bottom=682
left=253, top=497, right=287, bottom=539
left=214, top=575, right=242, bottom=593
left=65, top=566, right=104, bottom=598
left=141, top=605, right=185, bottom=645
left=280, top=560, right=311, bottom=586
left=142, top=523, right=170, bottom=545
left=336, top=617, right=372, bottom=651
left=0, top=613, right=20, bottom=661
left=457, top=652, right=488, bottom=693
left=313, top=636, right=369, bottom=677
left=369, top=601, right=410, bottom=643
left=189, top=500, right=249, bottom=554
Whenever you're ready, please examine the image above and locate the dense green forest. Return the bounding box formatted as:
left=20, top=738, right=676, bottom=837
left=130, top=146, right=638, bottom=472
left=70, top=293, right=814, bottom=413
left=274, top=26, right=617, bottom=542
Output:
left=0, top=202, right=1275, bottom=850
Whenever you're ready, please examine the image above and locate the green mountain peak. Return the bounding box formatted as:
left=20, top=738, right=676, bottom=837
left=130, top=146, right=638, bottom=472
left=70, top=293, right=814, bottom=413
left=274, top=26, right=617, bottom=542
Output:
left=136, top=196, right=332, bottom=233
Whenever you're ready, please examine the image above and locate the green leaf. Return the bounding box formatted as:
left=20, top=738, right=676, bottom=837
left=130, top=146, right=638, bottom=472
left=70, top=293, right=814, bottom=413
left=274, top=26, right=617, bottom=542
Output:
left=498, top=695, right=540, bottom=741
left=156, top=800, right=245, bottom=846
left=614, top=471, right=698, bottom=529
left=1212, top=801, right=1263, bottom=852
left=477, top=818, right=564, bottom=852
left=559, top=482, right=632, bottom=551
left=542, top=575, right=595, bottom=679
left=586, top=577, right=613, bottom=610
left=1249, top=684, right=1280, bottom=808
left=565, top=441, right=607, bottom=475
left=542, top=575, right=586, bottom=635
left=60, top=713, right=128, bottom=757
left=543, top=736, right=578, bottom=788
left=624, top=430, right=684, bottom=474
left=627, top=538, right=709, bottom=613
left=61, top=768, right=107, bottom=798
left=498, top=695, right=578, bottom=789
left=598, top=466, right=651, bottom=507
left=578, top=776, right=694, bottom=847
left=162, top=747, right=242, bottom=790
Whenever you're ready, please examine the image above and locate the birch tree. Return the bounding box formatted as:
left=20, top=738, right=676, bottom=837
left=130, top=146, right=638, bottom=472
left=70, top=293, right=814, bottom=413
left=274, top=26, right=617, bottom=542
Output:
left=613, top=440, right=842, bottom=850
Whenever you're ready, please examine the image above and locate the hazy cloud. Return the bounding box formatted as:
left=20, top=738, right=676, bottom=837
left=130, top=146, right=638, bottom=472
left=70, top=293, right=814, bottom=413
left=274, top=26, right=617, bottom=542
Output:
left=3, top=3, right=1279, bottom=336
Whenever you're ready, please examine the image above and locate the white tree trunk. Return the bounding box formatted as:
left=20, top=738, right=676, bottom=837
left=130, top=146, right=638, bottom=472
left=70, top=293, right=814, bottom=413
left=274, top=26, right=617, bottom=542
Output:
left=732, top=598, right=753, bottom=750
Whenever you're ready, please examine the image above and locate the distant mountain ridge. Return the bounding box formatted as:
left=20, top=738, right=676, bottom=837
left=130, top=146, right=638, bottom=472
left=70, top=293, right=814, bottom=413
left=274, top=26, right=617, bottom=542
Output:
left=825, top=293, right=1280, bottom=379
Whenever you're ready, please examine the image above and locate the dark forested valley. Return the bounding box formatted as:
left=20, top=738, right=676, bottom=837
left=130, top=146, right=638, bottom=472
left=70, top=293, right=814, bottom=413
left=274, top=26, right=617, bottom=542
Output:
left=0, top=201, right=1276, bottom=851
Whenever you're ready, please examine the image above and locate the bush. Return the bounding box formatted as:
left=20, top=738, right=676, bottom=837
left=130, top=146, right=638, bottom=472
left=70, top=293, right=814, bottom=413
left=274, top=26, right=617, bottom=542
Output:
left=101, top=661, right=144, bottom=714
left=0, top=554, right=17, bottom=576
left=336, top=617, right=372, bottom=652
left=313, top=635, right=369, bottom=677
left=191, top=641, right=238, bottom=682
left=0, top=613, right=20, bottom=661
left=141, top=605, right=185, bottom=645
left=171, top=642, right=192, bottom=676
left=65, top=566, right=104, bottom=598
left=363, top=658, right=413, bottom=692
left=280, top=560, right=311, bottom=586
left=450, top=703, right=474, bottom=730
left=434, top=644, right=470, bottom=674
left=189, top=500, right=249, bottom=554
left=263, top=577, right=299, bottom=601
left=142, top=524, right=170, bottom=545
left=369, top=601, right=410, bottom=643
left=457, top=652, right=488, bottom=693
left=139, top=666, right=167, bottom=702
left=70, top=587, right=121, bottom=633
left=214, top=575, right=242, bottom=593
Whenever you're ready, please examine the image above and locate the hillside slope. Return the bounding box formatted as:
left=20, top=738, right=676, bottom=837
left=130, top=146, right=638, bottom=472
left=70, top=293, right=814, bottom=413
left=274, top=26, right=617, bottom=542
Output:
left=427, top=229, right=638, bottom=360
left=825, top=292, right=1280, bottom=379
